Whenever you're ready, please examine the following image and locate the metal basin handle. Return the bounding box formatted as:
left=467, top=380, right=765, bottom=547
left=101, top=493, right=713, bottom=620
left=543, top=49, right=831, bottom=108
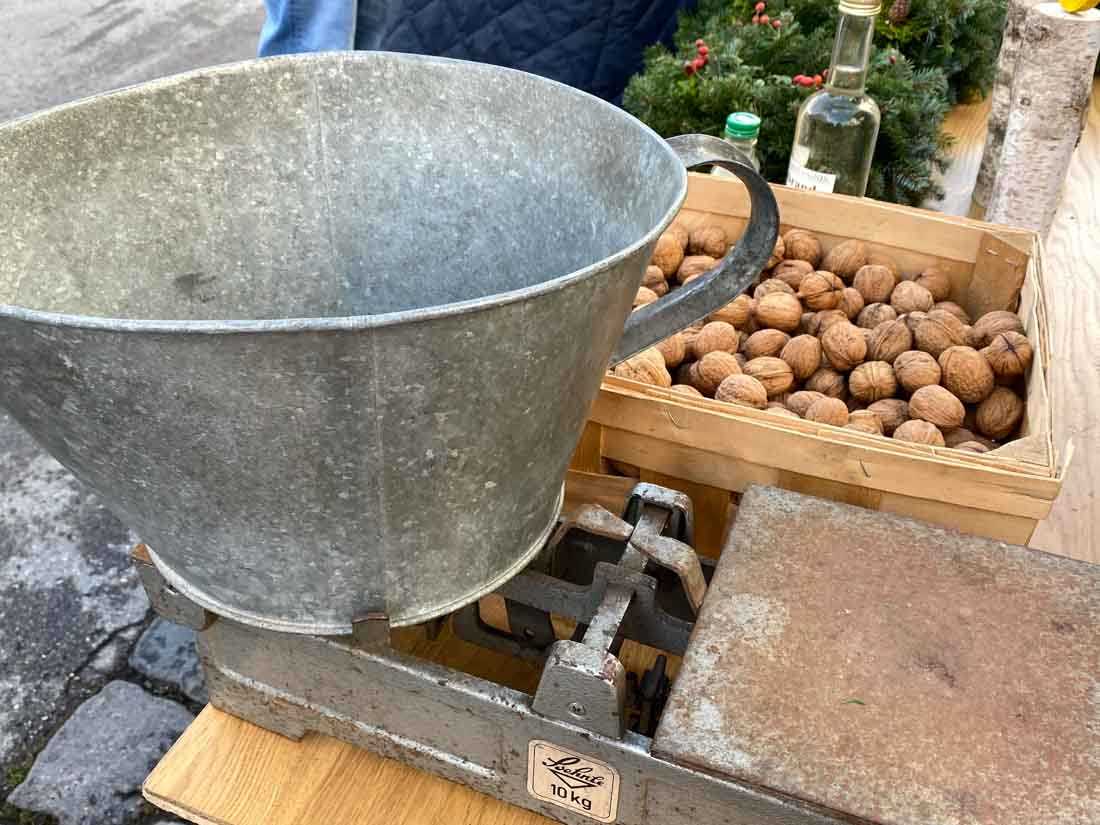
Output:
left=611, top=134, right=780, bottom=364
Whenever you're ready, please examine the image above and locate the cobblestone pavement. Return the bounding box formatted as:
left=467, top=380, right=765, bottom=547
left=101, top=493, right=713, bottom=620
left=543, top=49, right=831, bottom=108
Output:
left=2, top=3, right=262, bottom=822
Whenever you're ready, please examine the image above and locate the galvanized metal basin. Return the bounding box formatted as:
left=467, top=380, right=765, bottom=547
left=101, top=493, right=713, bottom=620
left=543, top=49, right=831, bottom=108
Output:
left=0, top=52, right=777, bottom=634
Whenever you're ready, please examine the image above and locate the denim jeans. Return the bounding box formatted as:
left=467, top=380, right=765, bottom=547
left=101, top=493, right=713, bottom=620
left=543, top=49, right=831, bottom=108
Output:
left=258, top=0, right=358, bottom=56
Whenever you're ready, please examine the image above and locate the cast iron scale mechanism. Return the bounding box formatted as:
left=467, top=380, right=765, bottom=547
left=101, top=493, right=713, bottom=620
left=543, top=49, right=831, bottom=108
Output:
left=2, top=52, right=1098, bottom=825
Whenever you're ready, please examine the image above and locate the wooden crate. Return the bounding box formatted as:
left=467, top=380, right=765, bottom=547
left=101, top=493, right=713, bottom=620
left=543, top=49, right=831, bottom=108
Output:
left=571, top=174, right=1066, bottom=546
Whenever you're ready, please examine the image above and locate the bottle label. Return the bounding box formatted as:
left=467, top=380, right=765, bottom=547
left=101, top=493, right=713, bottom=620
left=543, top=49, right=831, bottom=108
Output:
left=786, top=159, right=836, bottom=193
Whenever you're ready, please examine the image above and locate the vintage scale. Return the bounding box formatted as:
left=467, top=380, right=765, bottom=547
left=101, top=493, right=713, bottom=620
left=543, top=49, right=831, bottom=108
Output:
left=1, top=53, right=1097, bottom=825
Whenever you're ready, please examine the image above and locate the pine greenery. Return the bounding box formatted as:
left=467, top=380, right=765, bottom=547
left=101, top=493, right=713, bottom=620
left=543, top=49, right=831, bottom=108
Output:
left=623, top=0, right=1005, bottom=206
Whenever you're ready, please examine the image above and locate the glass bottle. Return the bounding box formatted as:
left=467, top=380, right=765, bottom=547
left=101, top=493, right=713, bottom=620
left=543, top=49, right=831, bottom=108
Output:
left=786, top=0, right=881, bottom=196
left=712, top=112, right=761, bottom=176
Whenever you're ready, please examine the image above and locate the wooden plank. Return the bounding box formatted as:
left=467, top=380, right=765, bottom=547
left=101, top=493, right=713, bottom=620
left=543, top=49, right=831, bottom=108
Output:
left=965, top=231, right=1029, bottom=318
left=569, top=421, right=605, bottom=474
left=682, top=172, right=1035, bottom=261
left=145, top=706, right=552, bottom=825
left=1026, top=80, right=1100, bottom=563
left=591, top=387, right=1060, bottom=515
left=925, top=78, right=1098, bottom=564
left=603, top=428, right=1035, bottom=544
left=562, top=469, right=635, bottom=519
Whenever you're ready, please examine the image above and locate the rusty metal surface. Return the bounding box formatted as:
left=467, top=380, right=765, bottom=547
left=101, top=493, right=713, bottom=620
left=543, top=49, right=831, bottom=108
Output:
left=654, top=485, right=1100, bottom=825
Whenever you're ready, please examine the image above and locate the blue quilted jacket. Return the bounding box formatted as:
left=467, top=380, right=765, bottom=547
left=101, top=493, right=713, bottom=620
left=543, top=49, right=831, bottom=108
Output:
left=259, top=0, right=696, bottom=102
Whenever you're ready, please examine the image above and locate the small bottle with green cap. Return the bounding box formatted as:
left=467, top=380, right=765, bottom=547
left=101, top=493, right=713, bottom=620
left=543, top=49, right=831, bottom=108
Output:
left=712, top=112, right=761, bottom=176
left=786, top=0, right=882, bottom=196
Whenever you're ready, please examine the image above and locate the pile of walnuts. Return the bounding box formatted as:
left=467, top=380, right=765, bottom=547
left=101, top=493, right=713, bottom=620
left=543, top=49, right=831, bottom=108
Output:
left=612, top=222, right=1035, bottom=453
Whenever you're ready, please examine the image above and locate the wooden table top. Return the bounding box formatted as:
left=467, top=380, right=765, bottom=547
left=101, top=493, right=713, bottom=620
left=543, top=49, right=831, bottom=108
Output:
left=144, top=81, right=1100, bottom=825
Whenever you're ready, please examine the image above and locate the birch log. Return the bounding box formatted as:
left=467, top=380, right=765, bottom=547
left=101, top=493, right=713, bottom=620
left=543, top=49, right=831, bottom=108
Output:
left=985, top=4, right=1100, bottom=236
left=972, top=0, right=1044, bottom=213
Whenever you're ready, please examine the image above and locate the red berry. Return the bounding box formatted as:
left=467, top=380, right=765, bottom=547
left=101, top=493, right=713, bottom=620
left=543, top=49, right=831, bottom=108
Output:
left=755, top=2, right=766, bottom=10
left=683, top=61, right=697, bottom=75
left=695, top=38, right=705, bottom=47
left=822, top=68, right=829, bottom=78
left=760, top=14, right=770, bottom=23
left=772, top=18, right=782, bottom=28
left=793, top=74, right=804, bottom=83
left=889, top=54, right=897, bottom=64
left=813, top=74, right=823, bottom=85
left=697, top=44, right=709, bottom=56
left=752, top=14, right=760, bottom=23
left=800, top=77, right=814, bottom=87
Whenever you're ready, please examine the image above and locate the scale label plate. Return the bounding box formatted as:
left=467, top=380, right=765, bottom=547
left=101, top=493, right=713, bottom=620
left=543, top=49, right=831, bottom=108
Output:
left=526, top=740, right=621, bottom=822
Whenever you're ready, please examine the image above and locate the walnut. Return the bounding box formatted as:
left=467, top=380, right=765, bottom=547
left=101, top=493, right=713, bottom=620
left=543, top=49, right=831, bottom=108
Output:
left=894, top=350, right=942, bottom=393
left=909, top=385, right=965, bottom=429
left=821, top=322, right=867, bottom=372
left=914, top=309, right=968, bottom=358
left=612, top=349, right=671, bottom=387
left=754, top=279, right=796, bottom=300
left=651, top=233, right=684, bottom=278
left=744, top=356, right=795, bottom=398
left=808, top=309, right=850, bottom=337
left=799, top=271, right=843, bottom=310
left=982, top=331, right=1034, bottom=379
left=846, top=410, right=884, bottom=435
left=938, top=346, right=994, bottom=403
left=710, top=294, right=754, bottom=329
left=890, top=281, right=935, bottom=314
left=806, top=367, right=847, bottom=399
left=913, top=266, right=952, bottom=302
left=821, top=239, right=868, bottom=282
left=690, top=351, right=743, bottom=396
left=901, top=310, right=928, bottom=334
left=968, top=310, right=1025, bottom=348
left=857, top=303, right=897, bottom=329
left=867, top=398, right=909, bottom=435
left=780, top=334, right=823, bottom=380
left=679, top=320, right=705, bottom=352
left=633, top=286, right=659, bottom=309
left=787, top=390, right=827, bottom=417
left=783, top=228, right=823, bottom=267
left=715, top=374, right=768, bottom=409
left=893, top=420, right=945, bottom=446
left=655, top=333, right=688, bottom=369
left=691, top=321, right=740, bottom=359
left=643, top=265, right=669, bottom=297
left=773, top=259, right=815, bottom=289
left=744, top=329, right=791, bottom=360
left=932, top=301, right=971, bottom=325
left=670, top=384, right=703, bottom=398
left=666, top=221, right=690, bottom=250
left=867, top=319, right=912, bottom=363
left=688, top=225, right=728, bottom=258
left=767, top=405, right=802, bottom=420
left=853, top=264, right=897, bottom=305
left=755, top=293, right=803, bottom=332
left=866, top=250, right=901, bottom=281
left=942, top=427, right=979, bottom=448
left=838, top=287, right=865, bottom=320
left=805, top=397, right=849, bottom=427
left=849, top=361, right=897, bottom=403
left=954, top=441, right=990, bottom=454
left=677, top=255, right=717, bottom=284
left=766, top=234, right=786, bottom=269
left=976, top=386, right=1025, bottom=439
